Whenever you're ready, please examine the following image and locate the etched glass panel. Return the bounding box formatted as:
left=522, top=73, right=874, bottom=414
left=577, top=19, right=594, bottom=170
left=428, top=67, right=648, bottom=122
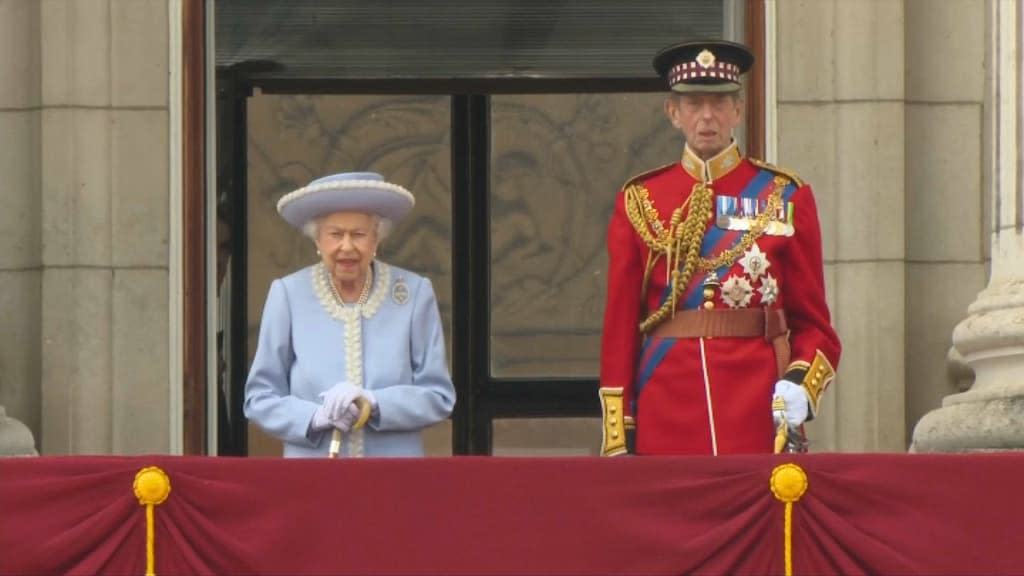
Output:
left=489, top=93, right=682, bottom=377
left=492, top=418, right=600, bottom=456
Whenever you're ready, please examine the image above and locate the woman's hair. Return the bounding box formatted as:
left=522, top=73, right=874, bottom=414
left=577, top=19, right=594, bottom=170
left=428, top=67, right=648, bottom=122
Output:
left=301, top=219, right=319, bottom=240
left=303, top=213, right=393, bottom=242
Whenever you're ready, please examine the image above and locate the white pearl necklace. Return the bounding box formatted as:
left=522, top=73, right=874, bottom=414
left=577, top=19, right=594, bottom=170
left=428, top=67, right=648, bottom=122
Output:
left=326, top=266, right=373, bottom=308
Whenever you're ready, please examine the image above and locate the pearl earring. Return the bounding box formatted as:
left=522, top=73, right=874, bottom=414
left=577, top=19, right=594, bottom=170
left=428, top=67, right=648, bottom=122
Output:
left=316, top=249, right=321, bottom=256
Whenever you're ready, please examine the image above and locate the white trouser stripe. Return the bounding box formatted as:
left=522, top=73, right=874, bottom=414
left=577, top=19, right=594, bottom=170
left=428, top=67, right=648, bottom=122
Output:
left=699, top=337, right=718, bottom=456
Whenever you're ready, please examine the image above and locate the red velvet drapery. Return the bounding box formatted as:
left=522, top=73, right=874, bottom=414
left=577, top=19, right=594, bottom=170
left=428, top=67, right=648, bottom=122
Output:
left=1, top=453, right=1021, bottom=575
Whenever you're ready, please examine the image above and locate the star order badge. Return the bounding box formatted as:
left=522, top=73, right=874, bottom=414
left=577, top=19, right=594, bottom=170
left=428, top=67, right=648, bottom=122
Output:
left=392, top=278, right=409, bottom=305
left=721, top=275, right=754, bottom=309
left=739, top=243, right=771, bottom=280
left=759, top=274, right=779, bottom=305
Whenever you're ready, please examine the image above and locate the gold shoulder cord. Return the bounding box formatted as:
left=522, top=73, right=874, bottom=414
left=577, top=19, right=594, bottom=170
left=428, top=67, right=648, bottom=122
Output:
left=624, top=183, right=676, bottom=252
left=749, top=157, right=804, bottom=187
left=625, top=183, right=692, bottom=312
left=626, top=176, right=788, bottom=333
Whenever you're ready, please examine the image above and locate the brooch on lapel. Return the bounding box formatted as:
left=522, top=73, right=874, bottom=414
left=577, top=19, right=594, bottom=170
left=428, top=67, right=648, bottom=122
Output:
left=392, top=277, right=410, bottom=305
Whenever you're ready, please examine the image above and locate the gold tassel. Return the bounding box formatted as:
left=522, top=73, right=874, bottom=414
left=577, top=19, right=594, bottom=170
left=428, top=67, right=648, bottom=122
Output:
left=134, top=466, right=172, bottom=576
left=770, top=463, right=808, bottom=576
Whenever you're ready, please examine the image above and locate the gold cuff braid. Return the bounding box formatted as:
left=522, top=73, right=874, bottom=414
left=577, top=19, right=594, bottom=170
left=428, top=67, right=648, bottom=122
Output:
left=599, top=388, right=628, bottom=456
left=801, top=350, right=835, bottom=415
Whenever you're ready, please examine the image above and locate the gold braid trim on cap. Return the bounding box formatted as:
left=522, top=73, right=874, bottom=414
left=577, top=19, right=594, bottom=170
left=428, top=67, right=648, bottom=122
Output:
left=628, top=177, right=787, bottom=333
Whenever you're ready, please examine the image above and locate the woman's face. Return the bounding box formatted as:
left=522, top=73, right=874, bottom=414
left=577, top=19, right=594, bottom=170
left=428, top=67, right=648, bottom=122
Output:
left=314, top=211, right=379, bottom=287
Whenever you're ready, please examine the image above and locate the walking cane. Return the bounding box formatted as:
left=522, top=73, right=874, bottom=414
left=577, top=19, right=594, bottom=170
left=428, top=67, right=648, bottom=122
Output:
left=328, top=397, right=372, bottom=459
left=772, top=395, right=808, bottom=454
left=772, top=396, right=789, bottom=454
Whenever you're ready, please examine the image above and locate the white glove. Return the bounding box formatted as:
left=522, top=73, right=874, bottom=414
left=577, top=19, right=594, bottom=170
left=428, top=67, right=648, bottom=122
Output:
left=331, top=402, right=364, bottom=432
left=772, top=379, right=809, bottom=428
left=319, top=382, right=378, bottom=423
left=319, top=382, right=362, bottom=421
left=310, top=403, right=334, bottom=432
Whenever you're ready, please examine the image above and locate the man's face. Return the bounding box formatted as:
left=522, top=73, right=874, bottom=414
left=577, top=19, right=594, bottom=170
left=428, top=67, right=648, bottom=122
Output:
left=664, top=92, right=744, bottom=160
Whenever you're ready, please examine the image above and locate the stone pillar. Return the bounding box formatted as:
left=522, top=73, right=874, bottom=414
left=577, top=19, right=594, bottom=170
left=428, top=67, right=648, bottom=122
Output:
left=903, top=0, right=988, bottom=443
left=0, top=0, right=41, bottom=454
left=40, top=0, right=171, bottom=454
left=776, top=0, right=907, bottom=451
left=912, top=0, right=1024, bottom=452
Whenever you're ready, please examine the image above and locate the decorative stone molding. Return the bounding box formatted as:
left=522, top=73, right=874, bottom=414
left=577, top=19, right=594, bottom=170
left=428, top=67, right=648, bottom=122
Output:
left=945, top=345, right=974, bottom=394
left=0, top=406, right=38, bottom=457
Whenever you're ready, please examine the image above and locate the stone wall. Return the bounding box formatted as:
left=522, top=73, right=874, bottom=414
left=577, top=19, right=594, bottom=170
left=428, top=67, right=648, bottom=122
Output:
left=903, top=0, right=988, bottom=444
left=41, top=0, right=172, bottom=454
left=0, top=0, right=41, bottom=452
left=0, top=0, right=173, bottom=454
left=775, top=0, right=988, bottom=451
left=777, top=0, right=907, bottom=451
left=912, top=0, right=1024, bottom=452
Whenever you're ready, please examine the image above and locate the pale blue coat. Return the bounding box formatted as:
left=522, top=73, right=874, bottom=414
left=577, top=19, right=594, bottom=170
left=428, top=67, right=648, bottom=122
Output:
left=244, top=261, right=455, bottom=457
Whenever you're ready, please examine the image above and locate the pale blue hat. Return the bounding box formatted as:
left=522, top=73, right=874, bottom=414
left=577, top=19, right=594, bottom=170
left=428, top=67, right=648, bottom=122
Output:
left=276, top=172, right=415, bottom=229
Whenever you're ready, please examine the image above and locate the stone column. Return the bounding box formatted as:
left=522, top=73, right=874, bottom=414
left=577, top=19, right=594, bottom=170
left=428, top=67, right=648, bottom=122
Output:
left=0, top=0, right=41, bottom=455
left=912, top=0, right=1024, bottom=452
left=40, top=0, right=171, bottom=454
left=776, top=0, right=907, bottom=451
left=903, top=0, right=988, bottom=443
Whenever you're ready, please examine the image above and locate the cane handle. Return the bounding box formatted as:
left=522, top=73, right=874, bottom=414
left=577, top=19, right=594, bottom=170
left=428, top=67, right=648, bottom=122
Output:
left=328, top=397, right=373, bottom=459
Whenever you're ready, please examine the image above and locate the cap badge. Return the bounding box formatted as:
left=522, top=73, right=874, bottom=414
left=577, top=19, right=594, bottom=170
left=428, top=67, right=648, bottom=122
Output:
left=696, top=49, right=716, bottom=69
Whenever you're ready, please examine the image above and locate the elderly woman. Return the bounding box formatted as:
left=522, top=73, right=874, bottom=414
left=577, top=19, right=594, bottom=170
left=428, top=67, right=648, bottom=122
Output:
left=244, top=172, right=455, bottom=457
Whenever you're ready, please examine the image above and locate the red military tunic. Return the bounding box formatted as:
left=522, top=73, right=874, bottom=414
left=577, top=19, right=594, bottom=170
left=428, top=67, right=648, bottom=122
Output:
left=600, top=142, right=841, bottom=456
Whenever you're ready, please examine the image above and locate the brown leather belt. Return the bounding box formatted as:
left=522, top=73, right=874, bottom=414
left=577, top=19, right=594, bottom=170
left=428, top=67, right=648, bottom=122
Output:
left=649, top=308, right=791, bottom=378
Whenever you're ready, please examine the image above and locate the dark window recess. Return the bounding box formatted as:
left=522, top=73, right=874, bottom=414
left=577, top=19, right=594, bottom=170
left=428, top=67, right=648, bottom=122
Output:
left=216, top=0, right=723, bottom=85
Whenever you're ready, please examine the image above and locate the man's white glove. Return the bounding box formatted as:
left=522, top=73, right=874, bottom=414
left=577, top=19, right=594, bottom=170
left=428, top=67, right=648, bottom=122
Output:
left=772, top=379, right=809, bottom=428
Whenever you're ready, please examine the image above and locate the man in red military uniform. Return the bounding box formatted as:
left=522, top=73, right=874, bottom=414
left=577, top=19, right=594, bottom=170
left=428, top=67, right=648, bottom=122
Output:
left=599, top=40, right=841, bottom=456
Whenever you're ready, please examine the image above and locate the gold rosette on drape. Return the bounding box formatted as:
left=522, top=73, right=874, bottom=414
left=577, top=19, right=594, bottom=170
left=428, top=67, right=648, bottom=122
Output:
left=134, top=466, right=172, bottom=576
left=770, top=463, right=808, bottom=576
